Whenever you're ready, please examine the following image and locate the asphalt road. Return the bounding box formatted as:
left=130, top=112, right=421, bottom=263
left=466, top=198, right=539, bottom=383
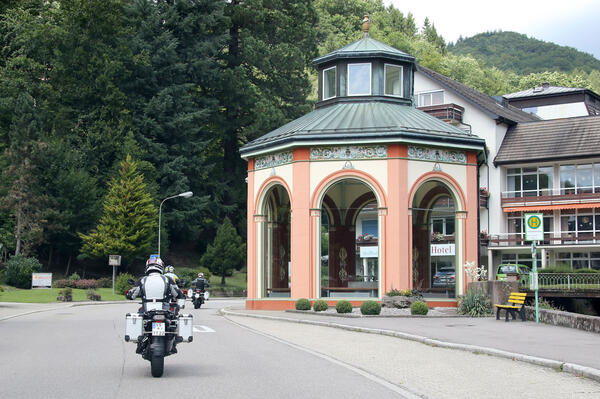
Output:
left=0, top=300, right=410, bottom=399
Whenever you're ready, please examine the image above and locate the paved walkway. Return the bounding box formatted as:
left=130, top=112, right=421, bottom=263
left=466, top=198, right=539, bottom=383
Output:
left=224, top=307, right=600, bottom=372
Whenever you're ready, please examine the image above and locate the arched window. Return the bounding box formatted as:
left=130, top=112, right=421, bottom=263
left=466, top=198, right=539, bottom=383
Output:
left=262, top=185, right=291, bottom=298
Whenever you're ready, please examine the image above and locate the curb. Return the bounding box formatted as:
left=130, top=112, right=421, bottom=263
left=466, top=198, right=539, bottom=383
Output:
left=0, top=300, right=131, bottom=321
left=285, top=309, right=475, bottom=318
left=221, top=307, right=600, bottom=383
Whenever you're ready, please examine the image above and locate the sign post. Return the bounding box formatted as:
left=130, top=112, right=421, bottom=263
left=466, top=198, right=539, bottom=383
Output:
left=525, top=213, right=543, bottom=323
left=108, top=255, right=122, bottom=295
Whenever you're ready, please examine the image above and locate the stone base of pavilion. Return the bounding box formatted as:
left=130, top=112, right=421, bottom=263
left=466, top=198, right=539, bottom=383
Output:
left=245, top=299, right=458, bottom=311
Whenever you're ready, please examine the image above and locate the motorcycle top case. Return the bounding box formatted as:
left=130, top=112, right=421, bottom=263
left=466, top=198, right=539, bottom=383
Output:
left=125, top=313, right=144, bottom=343
left=177, top=314, right=193, bottom=343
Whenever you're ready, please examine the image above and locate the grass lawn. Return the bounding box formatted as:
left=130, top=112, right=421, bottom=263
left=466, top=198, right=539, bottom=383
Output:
left=0, top=286, right=127, bottom=303
left=209, top=271, right=247, bottom=291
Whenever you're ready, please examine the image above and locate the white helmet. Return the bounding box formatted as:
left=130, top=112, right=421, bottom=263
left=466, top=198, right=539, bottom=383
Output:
left=145, top=257, right=164, bottom=275
left=197, top=272, right=204, bottom=278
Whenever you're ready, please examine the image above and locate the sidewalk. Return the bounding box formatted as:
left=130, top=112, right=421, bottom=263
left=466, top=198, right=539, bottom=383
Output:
left=223, top=307, right=600, bottom=373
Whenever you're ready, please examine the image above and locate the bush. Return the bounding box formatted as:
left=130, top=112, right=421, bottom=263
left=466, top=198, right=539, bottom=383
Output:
left=74, top=279, right=98, bottom=289
left=69, top=273, right=81, bottom=280
left=360, top=300, right=381, bottom=315
left=86, top=289, right=101, bottom=301
left=385, top=288, right=402, bottom=296
left=115, top=273, right=135, bottom=295
left=96, top=277, right=112, bottom=288
left=5, top=255, right=42, bottom=288
left=54, top=279, right=76, bottom=288
left=177, top=267, right=212, bottom=288
left=295, top=298, right=311, bottom=310
left=336, top=300, right=353, bottom=313
left=58, top=287, right=72, bottom=302
left=410, top=301, right=429, bottom=315
left=458, top=289, right=492, bottom=316
left=313, top=299, right=329, bottom=312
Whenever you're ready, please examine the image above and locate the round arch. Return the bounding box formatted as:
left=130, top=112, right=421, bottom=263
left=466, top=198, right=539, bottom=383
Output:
left=311, top=169, right=387, bottom=210
left=408, top=171, right=466, bottom=212
left=255, top=176, right=293, bottom=215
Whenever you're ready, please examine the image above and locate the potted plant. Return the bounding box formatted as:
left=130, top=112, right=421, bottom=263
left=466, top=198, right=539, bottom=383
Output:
left=479, top=187, right=489, bottom=208
left=479, top=230, right=490, bottom=246
left=431, top=232, right=446, bottom=242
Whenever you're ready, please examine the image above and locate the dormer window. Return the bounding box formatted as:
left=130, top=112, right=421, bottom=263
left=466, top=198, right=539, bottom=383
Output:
left=417, top=90, right=444, bottom=107
left=323, top=66, right=336, bottom=100
left=348, top=63, right=371, bottom=96
left=384, top=64, right=403, bottom=97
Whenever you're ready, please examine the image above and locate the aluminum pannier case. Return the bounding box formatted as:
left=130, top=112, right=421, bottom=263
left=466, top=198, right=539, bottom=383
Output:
left=177, top=314, right=193, bottom=342
left=125, top=313, right=144, bottom=343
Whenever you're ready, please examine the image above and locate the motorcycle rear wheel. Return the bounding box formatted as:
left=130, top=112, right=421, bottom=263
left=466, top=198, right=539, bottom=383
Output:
left=194, top=301, right=201, bottom=309
left=151, top=355, right=164, bottom=377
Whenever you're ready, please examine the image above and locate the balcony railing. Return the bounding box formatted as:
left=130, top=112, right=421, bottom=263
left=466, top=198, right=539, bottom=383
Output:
left=487, top=231, right=600, bottom=247
left=519, top=273, right=600, bottom=290
left=417, top=103, right=464, bottom=124
left=501, top=187, right=600, bottom=206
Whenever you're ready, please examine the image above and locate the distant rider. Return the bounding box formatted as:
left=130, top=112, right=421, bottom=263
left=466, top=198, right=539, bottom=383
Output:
left=191, top=272, right=210, bottom=301
left=164, top=265, right=180, bottom=286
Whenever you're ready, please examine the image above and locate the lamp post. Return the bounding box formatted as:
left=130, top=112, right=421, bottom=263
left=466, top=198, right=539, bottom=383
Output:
left=158, top=191, right=193, bottom=257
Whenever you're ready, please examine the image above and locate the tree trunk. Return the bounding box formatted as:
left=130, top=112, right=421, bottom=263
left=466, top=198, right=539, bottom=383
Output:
left=221, top=274, right=226, bottom=286
left=14, top=197, right=22, bottom=256
left=48, top=247, right=53, bottom=269
left=65, top=255, right=71, bottom=277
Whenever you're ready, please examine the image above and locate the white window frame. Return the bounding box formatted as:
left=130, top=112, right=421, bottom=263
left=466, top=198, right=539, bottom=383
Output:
left=384, top=63, right=403, bottom=97
left=417, top=90, right=444, bottom=107
left=322, top=66, right=336, bottom=101
left=347, top=63, right=372, bottom=96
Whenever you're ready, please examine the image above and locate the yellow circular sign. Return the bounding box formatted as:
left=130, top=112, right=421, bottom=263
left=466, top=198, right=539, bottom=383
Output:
left=528, top=216, right=541, bottom=229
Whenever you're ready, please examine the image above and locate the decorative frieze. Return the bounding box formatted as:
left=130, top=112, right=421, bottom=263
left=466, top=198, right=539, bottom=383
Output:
left=310, top=145, right=387, bottom=161
left=254, top=151, right=293, bottom=170
left=407, top=146, right=466, bottom=164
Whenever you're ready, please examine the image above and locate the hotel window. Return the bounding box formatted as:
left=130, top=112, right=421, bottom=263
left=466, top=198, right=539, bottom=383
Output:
left=506, top=167, right=553, bottom=198
left=384, top=64, right=403, bottom=96
left=507, top=211, right=553, bottom=243
left=557, top=252, right=600, bottom=270
left=500, top=253, right=533, bottom=268
left=347, top=63, right=371, bottom=96
left=560, top=163, right=600, bottom=194
left=560, top=208, right=599, bottom=243
left=417, top=90, right=444, bottom=106
left=323, top=66, right=336, bottom=100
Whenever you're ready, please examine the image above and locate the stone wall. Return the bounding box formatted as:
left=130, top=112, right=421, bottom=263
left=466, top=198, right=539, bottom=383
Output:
left=468, top=280, right=519, bottom=306
left=525, top=307, right=600, bottom=334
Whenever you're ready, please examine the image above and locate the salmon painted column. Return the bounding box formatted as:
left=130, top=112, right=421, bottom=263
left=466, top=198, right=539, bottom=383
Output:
left=246, top=159, right=257, bottom=300
left=291, top=148, right=311, bottom=299
left=465, top=151, right=479, bottom=293
left=386, top=144, right=409, bottom=291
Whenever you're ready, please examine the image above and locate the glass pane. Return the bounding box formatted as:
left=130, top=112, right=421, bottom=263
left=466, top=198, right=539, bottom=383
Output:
left=431, top=219, right=443, bottom=234
left=595, top=164, right=600, bottom=192
left=507, top=168, right=520, bottom=175
left=384, top=65, right=402, bottom=96
left=507, top=175, right=521, bottom=197
left=523, top=174, right=537, bottom=196
left=323, top=67, right=336, bottom=99
left=538, top=167, right=553, bottom=195
left=560, top=165, right=576, bottom=194
left=431, top=91, right=444, bottom=105
left=348, top=64, right=371, bottom=95
left=577, top=165, right=593, bottom=193
left=561, top=215, right=576, bottom=232
left=578, top=215, right=593, bottom=231
left=446, top=218, right=455, bottom=235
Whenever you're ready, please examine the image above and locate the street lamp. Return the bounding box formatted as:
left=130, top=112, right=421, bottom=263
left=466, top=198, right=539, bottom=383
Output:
left=158, top=191, right=193, bottom=257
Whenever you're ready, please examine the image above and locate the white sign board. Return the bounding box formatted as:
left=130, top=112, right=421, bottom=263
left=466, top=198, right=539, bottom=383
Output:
left=525, top=213, right=544, bottom=241
left=108, top=255, right=122, bottom=266
left=359, top=246, right=378, bottom=258
left=430, top=243, right=455, bottom=257
left=529, top=272, right=538, bottom=290
left=32, top=273, right=52, bottom=288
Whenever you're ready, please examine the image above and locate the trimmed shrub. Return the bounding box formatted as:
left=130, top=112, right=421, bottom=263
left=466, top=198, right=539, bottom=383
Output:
left=313, top=299, right=329, bottom=312
left=115, top=273, right=136, bottom=296
left=458, top=290, right=492, bottom=316
left=58, top=287, right=72, bottom=302
left=54, top=279, right=76, bottom=288
left=295, top=298, right=311, bottom=310
left=336, top=300, right=352, bottom=314
left=385, top=288, right=402, bottom=297
left=410, top=301, right=429, bottom=315
left=97, top=277, right=112, bottom=288
left=74, top=279, right=98, bottom=289
left=69, top=273, right=81, bottom=280
left=5, top=255, right=42, bottom=288
left=360, top=300, right=381, bottom=315
left=86, top=289, right=101, bottom=301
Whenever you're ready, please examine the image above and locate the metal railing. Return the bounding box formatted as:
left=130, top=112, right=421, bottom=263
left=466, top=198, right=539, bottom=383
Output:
left=519, top=273, right=600, bottom=290
left=501, top=187, right=600, bottom=206
left=487, top=232, right=600, bottom=246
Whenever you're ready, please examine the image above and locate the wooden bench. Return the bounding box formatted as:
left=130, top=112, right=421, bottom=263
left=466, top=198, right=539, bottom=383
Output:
left=494, top=292, right=527, bottom=322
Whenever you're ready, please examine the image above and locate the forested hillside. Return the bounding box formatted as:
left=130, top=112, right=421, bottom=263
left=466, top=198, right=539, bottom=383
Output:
left=0, top=0, right=599, bottom=276
left=448, top=31, right=600, bottom=74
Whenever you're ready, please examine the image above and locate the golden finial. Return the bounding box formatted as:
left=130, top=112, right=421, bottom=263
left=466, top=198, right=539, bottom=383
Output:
left=361, top=15, right=371, bottom=37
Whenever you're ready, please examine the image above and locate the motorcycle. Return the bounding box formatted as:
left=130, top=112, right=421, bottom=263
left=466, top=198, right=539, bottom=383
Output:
left=187, top=287, right=205, bottom=309
left=124, top=279, right=192, bottom=377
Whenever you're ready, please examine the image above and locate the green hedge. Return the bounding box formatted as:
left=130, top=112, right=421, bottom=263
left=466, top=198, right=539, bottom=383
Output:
left=5, top=255, right=42, bottom=289
left=360, top=300, right=381, bottom=315
left=295, top=298, right=311, bottom=310
left=540, top=267, right=600, bottom=274
left=115, top=273, right=135, bottom=295
left=410, top=301, right=429, bottom=315
left=335, top=300, right=352, bottom=313
left=313, top=299, right=329, bottom=312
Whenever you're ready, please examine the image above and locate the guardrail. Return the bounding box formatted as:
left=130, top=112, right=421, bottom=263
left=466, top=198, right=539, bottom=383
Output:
left=487, top=232, right=600, bottom=246
left=501, top=187, right=600, bottom=206
left=519, top=273, right=600, bottom=290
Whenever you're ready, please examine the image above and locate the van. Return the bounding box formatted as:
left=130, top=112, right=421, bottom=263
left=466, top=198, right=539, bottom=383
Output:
left=496, top=263, right=531, bottom=285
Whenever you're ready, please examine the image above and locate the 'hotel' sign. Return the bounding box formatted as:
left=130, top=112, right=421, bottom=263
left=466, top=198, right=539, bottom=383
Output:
left=430, top=244, right=455, bottom=257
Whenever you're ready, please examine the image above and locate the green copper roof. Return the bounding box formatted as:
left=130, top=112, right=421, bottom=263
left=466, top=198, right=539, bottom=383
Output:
left=240, top=99, right=485, bottom=156
left=313, top=36, right=415, bottom=65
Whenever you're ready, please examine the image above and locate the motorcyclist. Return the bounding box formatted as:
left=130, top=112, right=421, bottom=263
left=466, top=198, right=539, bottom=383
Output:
left=164, top=265, right=179, bottom=285
left=191, top=272, right=210, bottom=301
left=126, top=257, right=186, bottom=311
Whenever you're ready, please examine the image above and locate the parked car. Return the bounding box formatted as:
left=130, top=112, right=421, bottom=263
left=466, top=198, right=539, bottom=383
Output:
left=432, top=267, right=455, bottom=288
left=496, top=264, right=531, bottom=285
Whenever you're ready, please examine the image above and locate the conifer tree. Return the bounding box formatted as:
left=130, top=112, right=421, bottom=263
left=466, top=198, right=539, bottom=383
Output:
left=79, top=155, right=157, bottom=266
left=201, top=217, right=246, bottom=285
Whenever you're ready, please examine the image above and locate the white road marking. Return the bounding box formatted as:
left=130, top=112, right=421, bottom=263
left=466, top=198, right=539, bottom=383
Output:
left=193, top=325, right=215, bottom=333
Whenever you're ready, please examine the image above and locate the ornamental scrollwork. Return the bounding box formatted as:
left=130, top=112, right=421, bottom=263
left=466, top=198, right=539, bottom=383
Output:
left=407, top=146, right=466, bottom=164
left=255, top=151, right=293, bottom=170
left=310, top=145, right=387, bottom=160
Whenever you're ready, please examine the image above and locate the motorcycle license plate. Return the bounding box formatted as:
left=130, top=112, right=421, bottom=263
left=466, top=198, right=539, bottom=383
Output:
left=195, top=293, right=200, bottom=298
left=152, top=322, right=165, bottom=336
